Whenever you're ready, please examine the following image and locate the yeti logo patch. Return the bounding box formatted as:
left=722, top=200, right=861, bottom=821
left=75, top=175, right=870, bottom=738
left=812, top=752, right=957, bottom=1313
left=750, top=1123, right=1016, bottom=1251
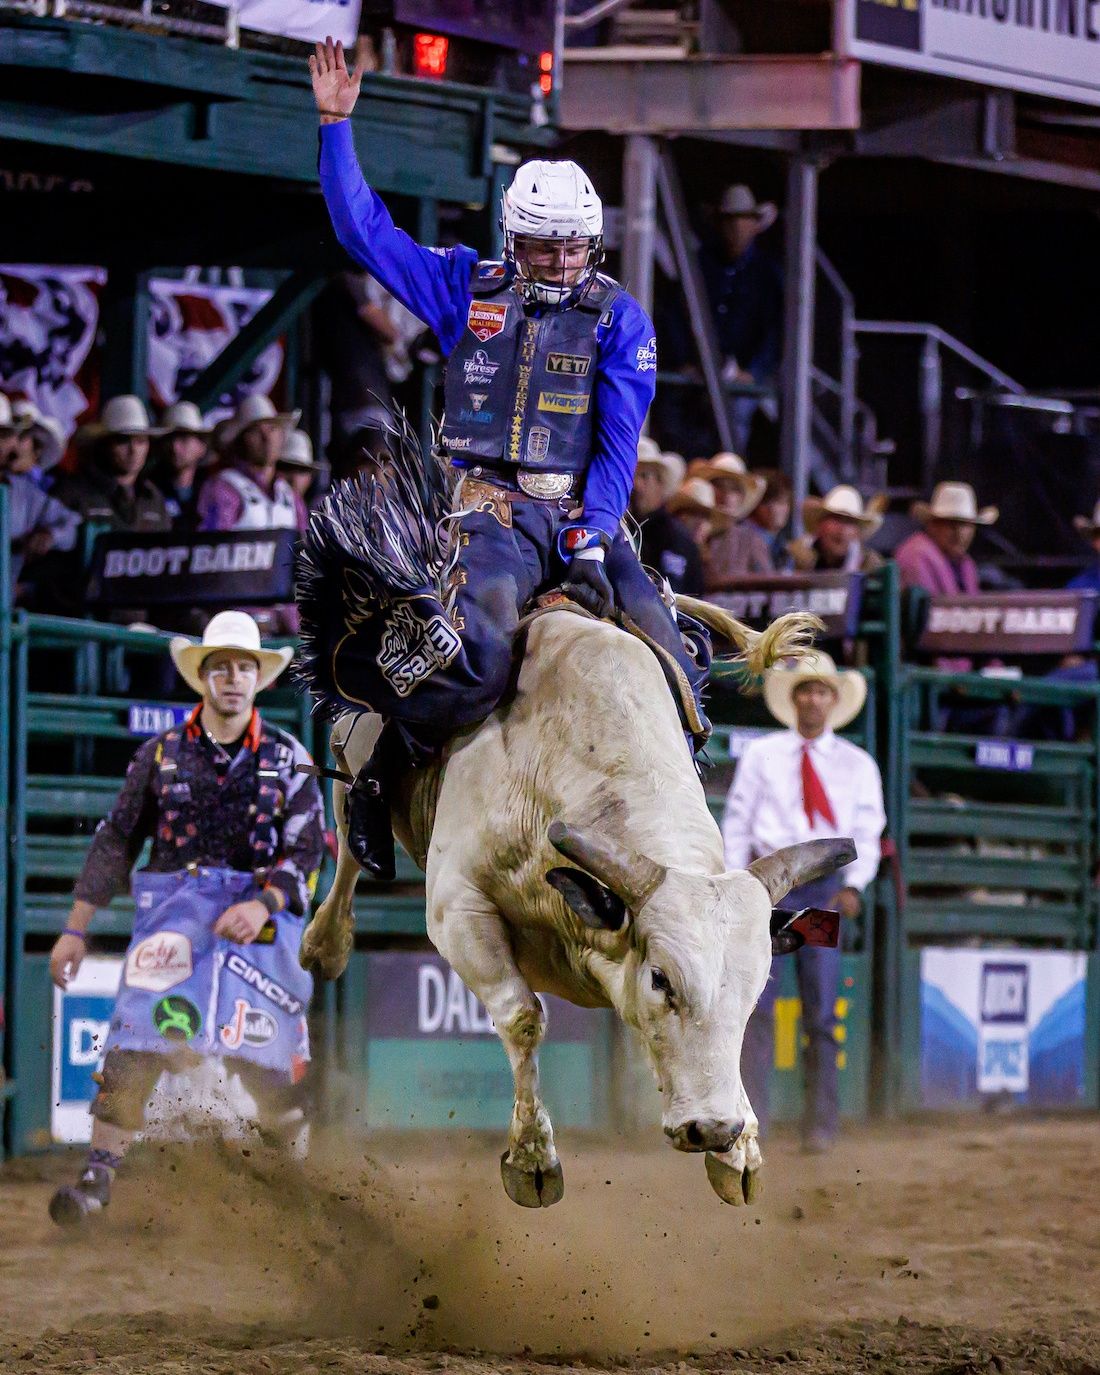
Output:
left=377, top=603, right=462, bottom=698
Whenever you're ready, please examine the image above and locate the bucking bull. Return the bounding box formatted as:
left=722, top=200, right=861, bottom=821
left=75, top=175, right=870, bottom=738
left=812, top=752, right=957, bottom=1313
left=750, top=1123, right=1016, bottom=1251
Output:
left=299, top=599, right=854, bottom=1209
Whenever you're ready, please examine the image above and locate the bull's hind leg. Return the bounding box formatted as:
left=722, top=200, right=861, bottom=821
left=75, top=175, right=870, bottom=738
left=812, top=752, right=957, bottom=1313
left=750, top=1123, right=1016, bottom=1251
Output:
left=428, top=884, right=563, bottom=1208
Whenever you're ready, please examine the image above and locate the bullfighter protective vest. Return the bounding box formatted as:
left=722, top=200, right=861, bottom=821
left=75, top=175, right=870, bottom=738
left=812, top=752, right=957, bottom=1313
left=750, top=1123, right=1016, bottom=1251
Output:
left=218, top=468, right=299, bottom=531
left=441, top=264, right=622, bottom=474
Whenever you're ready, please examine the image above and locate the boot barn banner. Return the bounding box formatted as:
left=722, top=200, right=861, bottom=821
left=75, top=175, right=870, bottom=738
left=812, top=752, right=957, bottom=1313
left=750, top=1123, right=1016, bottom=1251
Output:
left=207, top=0, right=361, bottom=45
left=0, top=266, right=282, bottom=443
left=920, top=948, right=1090, bottom=1108
left=846, top=0, right=1100, bottom=106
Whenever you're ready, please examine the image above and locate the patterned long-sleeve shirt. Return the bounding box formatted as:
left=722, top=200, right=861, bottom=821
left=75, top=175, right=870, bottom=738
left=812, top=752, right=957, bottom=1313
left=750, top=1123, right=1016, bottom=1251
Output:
left=74, top=708, right=325, bottom=917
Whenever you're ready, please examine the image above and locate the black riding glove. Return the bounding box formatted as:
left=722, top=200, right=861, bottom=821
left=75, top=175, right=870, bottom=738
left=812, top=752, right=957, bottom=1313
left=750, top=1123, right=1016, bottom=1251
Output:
left=559, top=525, right=615, bottom=619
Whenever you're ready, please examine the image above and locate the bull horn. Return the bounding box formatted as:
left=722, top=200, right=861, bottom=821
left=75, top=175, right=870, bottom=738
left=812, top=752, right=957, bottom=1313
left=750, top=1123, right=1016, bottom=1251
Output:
left=748, top=838, right=857, bottom=903
left=548, top=820, right=666, bottom=912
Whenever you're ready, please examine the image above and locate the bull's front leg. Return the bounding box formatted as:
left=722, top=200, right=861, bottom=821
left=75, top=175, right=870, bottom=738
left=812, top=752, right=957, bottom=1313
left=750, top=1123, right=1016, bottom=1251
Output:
left=428, top=882, right=564, bottom=1208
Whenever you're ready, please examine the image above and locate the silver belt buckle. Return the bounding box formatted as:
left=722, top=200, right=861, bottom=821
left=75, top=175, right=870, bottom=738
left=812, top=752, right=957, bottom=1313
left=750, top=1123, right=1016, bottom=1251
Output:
left=517, top=471, right=572, bottom=500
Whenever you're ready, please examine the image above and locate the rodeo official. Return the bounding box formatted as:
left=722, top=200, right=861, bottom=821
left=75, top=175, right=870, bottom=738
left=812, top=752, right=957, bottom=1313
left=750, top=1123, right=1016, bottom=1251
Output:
left=47, top=612, right=325, bottom=1226
left=309, top=38, right=707, bottom=881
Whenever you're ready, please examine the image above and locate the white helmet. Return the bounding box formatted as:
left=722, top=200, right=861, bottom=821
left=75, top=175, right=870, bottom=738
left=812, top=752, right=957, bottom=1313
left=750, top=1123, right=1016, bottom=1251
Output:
left=502, top=159, right=604, bottom=304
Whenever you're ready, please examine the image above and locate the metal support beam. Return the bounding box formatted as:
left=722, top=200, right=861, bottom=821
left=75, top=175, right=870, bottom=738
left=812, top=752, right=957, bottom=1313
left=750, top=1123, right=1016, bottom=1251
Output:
left=98, top=268, right=150, bottom=401
left=181, top=268, right=327, bottom=412
left=621, top=134, right=658, bottom=321
left=656, top=148, right=734, bottom=453
left=779, top=158, right=819, bottom=539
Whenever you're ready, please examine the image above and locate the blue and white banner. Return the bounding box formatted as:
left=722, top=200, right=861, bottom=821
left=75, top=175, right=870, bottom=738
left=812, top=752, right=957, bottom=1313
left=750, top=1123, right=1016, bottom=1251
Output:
left=920, top=948, right=1088, bottom=1108
left=51, top=957, right=123, bottom=1144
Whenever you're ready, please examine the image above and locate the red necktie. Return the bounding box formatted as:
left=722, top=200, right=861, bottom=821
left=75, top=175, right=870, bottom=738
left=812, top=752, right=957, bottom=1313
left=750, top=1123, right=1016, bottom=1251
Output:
left=802, top=743, right=837, bottom=829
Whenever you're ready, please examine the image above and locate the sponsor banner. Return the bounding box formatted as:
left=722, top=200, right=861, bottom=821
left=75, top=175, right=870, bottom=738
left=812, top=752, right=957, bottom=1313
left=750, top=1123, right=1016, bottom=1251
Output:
left=366, top=952, right=600, bottom=1043
left=919, top=590, right=1097, bottom=655
left=845, top=0, right=1100, bottom=107
left=708, top=572, right=863, bottom=640
left=128, top=703, right=191, bottom=737
left=205, top=0, right=360, bottom=45
left=975, top=738, right=1034, bottom=771
left=51, top=957, right=123, bottom=1144
left=920, top=948, right=1088, bottom=1107
left=86, top=529, right=297, bottom=608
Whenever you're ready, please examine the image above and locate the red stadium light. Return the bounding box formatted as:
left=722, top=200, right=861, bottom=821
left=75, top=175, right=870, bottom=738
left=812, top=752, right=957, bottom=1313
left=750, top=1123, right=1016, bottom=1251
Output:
left=413, top=32, right=449, bottom=79
left=538, top=49, right=553, bottom=96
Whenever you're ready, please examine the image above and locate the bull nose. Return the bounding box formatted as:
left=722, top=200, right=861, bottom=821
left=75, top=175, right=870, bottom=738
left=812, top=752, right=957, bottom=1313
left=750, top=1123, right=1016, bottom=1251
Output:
left=664, top=1117, right=744, bottom=1153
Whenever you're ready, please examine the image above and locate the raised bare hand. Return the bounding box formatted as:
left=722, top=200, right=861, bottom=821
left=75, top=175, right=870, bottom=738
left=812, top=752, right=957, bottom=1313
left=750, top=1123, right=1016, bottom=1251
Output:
left=309, top=35, right=362, bottom=119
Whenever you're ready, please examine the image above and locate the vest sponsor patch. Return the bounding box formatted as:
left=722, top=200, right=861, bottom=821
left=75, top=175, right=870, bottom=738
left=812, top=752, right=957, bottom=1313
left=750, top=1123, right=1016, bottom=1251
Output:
left=477, top=262, right=507, bottom=280
left=547, top=352, right=591, bottom=377
left=377, top=603, right=462, bottom=698
left=125, top=932, right=193, bottom=993
left=537, top=391, right=590, bottom=416
left=635, top=336, right=657, bottom=372
left=526, top=426, right=551, bottom=464
left=467, top=301, right=509, bottom=342
left=463, top=348, right=500, bottom=385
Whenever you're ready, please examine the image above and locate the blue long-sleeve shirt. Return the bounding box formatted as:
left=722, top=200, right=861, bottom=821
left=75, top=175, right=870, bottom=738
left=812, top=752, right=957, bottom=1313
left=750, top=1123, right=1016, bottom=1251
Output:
left=317, top=121, right=656, bottom=537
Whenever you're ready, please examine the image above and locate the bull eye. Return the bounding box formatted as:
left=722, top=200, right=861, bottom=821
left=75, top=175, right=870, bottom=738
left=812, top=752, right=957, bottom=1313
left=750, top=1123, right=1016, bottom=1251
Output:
left=650, top=967, right=675, bottom=1003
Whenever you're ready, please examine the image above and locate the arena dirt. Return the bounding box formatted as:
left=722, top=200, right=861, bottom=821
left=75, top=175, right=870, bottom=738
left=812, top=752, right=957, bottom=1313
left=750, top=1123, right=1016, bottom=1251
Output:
left=0, top=1117, right=1096, bottom=1374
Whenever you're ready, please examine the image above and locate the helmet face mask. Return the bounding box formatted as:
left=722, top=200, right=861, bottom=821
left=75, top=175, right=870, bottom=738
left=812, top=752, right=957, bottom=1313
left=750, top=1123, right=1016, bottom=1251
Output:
left=501, top=159, right=605, bottom=305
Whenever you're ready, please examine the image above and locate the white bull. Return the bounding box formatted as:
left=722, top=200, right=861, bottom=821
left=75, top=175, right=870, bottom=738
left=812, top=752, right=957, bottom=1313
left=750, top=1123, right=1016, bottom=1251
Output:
left=301, top=605, right=853, bottom=1206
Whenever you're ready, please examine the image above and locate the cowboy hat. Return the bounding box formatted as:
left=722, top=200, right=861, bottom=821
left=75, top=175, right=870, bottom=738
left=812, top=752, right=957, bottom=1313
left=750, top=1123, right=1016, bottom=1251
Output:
left=718, top=184, right=778, bottom=233
left=75, top=394, right=167, bottom=447
left=912, top=481, right=997, bottom=526
left=1073, top=499, right=1100, bottom=537
left=687, top=452, right=767, bottom=519
left=161, top=400, right=212, bottom=437
left=12, top=400, right=65, bottom=470
left=169, top=610, right=293, bottom=696
left=219, top=393, right=301, bottom=448
left=803, top=484, right=886, bottom=537
left=667, top=477, right=733, bottom=533
left=0, top=393, right=33, bottom=434
left=277, top=429, right=314, bottom=470
left=763, top=650, right=867, bottom=733
left=636, top=437, right=686, bottom=500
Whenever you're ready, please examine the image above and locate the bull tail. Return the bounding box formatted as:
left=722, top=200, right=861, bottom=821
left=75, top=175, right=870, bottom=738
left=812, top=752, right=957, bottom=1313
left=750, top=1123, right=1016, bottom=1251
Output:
left=674, top=596, right=822, bottom=680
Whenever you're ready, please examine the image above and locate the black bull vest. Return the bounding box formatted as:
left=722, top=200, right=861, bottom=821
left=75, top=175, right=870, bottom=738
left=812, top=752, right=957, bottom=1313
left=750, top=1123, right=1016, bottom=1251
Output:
left=441, top=266, right=622, bottom=475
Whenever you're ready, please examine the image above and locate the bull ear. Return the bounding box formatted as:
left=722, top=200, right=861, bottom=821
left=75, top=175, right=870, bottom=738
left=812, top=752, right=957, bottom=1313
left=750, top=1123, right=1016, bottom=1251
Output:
left=546, top=867, right=628, bottom=932
left=770, top=909, right=805, bottom=956
left=547, top=820, right=666, bottom=912
left=749, top=838, right=856, bottom=903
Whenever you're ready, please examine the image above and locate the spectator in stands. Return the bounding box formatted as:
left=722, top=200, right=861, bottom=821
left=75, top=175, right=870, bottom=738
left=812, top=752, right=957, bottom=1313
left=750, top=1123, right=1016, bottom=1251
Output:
left=1068, top=501, right=1100, bottom=593
left=666, top=478, right=731, bottom=556
left=701, top=185, right=783, bottom=451
left=153, top=401, right=212, bottom=531
left=895, top=481, right=997, bottom=597
left=789, top=485, right=886, bottom=574
left=46, top=611, right=325, bottom=1227
left=277, top=429, right=321, bottom=509
left=197, top=394, right=306, bottom=534
left=53, top=395, right=171, bottom=535
left=745, top=467, right=793, bottom=569
left=630, top=438, right=702, bottom=594
left=0, top=393, right=80, bottom=596
left=687, top=452, right=772, bottom=587
left=10, top=400, right=65, bottom=491
left=722, top=652, right=884, bottom=1154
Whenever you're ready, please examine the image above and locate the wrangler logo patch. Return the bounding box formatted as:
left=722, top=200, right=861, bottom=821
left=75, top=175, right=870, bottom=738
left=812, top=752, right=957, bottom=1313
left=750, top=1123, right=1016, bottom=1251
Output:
left=547, top=352, right=591, bottom=376
left=537, top=391, right=590, bottom=416
left=467, top=301, right=508, bottom=342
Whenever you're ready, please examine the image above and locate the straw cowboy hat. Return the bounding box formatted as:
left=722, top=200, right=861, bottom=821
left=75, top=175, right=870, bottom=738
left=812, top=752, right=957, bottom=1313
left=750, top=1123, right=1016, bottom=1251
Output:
left=1073, top=499, right=1100, bottom=537
left=687, top=452, right=767, bottom=519
left=763, top=650, right=867, bottom=732
left=636, top=436, right=686, bottom=500
left=667, top=477, right=733, bottom=533
left=220, top=393, right=301, bottom=448
left=169, top=610, right=293, bottom=696
left=0, top=393, right=32, bottom=433
left=11, top=400, right=65, bottom=469
left=803, top=484, right=886, bottom=538
left=912, top=481, right=998, bottom=526
left=278, top=429, right=315, bottom=470
left=719, top=184, right=778, bottom=233
left=75, top=394, right=167, bottom=447
left=161, top=400, right=212, bottom=437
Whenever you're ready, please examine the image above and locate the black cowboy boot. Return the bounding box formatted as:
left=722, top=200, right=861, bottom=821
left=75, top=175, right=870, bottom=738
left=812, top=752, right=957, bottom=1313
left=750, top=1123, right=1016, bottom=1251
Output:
left=346, top=729, right=397, bottom=881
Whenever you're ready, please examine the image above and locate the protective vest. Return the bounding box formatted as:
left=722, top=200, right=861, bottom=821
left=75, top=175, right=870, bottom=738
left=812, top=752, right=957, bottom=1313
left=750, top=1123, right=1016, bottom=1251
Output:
left=219, top=468, right=299, bottom=531
left=441, top=264, right=622, bottom=474
left=154, top=716, right=289, bottom=875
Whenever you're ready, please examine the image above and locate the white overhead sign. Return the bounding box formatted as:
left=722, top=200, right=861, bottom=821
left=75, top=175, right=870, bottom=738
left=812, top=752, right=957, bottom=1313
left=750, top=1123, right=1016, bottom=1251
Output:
left=207, top=0, right=361, bottom=47
left=845, top=0, right=1100, bottom=107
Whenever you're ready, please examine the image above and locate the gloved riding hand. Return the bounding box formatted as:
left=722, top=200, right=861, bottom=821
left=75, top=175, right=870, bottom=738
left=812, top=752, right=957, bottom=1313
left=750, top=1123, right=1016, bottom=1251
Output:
left=559, top=525, right=615, bottom=620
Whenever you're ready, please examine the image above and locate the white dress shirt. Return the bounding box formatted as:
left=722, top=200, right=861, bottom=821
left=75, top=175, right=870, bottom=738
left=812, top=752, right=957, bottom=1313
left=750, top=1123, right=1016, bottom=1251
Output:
left=721, top=728, right=886, bottom=893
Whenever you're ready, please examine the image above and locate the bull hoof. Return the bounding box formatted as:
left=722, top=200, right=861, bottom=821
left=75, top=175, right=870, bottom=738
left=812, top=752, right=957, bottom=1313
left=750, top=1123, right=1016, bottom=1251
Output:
left=705, top=1149, right=747, bottom=1206
left=298, top=922, right=352, bottom=981
left=742, top=1164, right=763, bottom=1204
left=500, top=1152, right=565, bottom=1208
